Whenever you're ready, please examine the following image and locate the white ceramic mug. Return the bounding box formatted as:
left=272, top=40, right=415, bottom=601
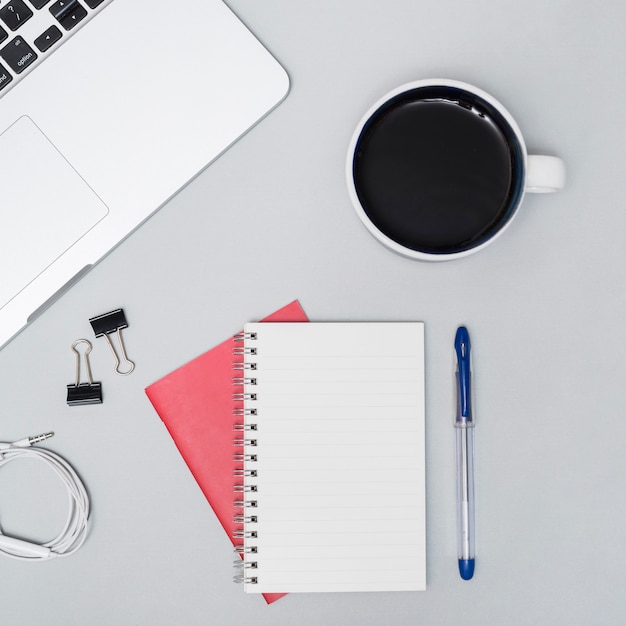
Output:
left=346, top=79, right=566, bottom=261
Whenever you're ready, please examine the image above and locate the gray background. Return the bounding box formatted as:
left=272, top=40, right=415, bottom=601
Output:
left=1, top=0, right=625, bottom=624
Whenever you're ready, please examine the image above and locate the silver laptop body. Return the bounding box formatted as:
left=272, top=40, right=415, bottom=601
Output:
left=0, top=0, right=289, bottom=348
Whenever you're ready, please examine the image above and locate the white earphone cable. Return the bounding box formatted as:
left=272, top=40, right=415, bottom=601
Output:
left=0, top=433, right=90, bottom=561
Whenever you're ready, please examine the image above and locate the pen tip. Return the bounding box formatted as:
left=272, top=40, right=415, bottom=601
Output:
left=455, top=325, right=470, bottom=344
left=459, top=559, right=475, bottom=580
left=455, top=326, right=471, bottom=361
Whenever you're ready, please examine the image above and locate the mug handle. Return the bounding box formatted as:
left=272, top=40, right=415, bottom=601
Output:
left=526, top=155, right=566, bottom=193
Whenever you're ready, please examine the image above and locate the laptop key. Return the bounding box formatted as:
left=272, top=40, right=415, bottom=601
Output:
left=0, top=26, right=7, bottom=45
left=29, top=0, right=53, bottom=8
left=83, top=0, right=104, bottom=7
left=0, top=36, right=37, bottom=73
left=34, top=24, right=62, bottom=52
left=49, top=0, right=87, bottom=31
left=0, top=62, right=12, bottom=91
left=0, top=1, right=34, bottom=31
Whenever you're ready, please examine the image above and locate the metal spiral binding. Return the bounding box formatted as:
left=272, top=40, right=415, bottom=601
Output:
left=232, top=392, right=257, bottom=401
left=232, top=438, right=257, bottom=447
left=233, top=544, right=257, bottom=553
left=233, top=469, right=257, bottom=477
left=233, top=346, right=257, bottom=355
left=232, top=362, right=257, bottom=371
left=232, top=377, right=257, bottom=386
left=232, top=454, right=257, bottom=463
left=234, top=575, right=258, bottom=584
left=233, top=485, right=257, bottom=493
left=232, top=329, right=259, bottom=584
left=233, top=502, right=258, bottom=511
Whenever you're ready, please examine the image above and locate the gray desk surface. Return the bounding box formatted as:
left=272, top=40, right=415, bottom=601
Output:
left=2, top=1, right=625, bottom=624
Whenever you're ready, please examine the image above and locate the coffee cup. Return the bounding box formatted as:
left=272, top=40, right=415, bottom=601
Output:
left=346, top=79, right=566, bottom=261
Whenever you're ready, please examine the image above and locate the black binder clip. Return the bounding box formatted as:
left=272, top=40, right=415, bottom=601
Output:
left=89, top=308, right=135, bottom=376
left=67, top=339, right=103, bottom=406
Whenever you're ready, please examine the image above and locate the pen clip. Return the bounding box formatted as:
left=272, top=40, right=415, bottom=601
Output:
left=455, top=326, right=472, bottom=422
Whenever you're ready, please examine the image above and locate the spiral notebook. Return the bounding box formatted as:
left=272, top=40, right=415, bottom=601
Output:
left=145, top=301, right=308, bottom=605
left=233, top=322, right=426, bottom=593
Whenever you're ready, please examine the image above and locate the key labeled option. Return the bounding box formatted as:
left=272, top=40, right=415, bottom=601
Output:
left=0, top=36, right=37, bottom=73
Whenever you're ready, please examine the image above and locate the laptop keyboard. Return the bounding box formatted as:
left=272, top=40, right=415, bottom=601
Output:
left=0, top=0, right=111, bottom=98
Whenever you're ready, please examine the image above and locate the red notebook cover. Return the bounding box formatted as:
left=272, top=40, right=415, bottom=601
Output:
left=145, top=301, right=308, bottom=605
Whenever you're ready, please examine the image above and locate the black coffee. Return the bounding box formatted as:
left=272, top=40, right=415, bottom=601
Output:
left=352, top=86, right=524, bottom=255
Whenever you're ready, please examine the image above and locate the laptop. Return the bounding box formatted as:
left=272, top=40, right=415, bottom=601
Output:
left=0, top=0, right=289, bottom=349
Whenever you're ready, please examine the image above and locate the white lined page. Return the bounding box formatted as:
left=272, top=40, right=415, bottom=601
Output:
left=241, top=322, right=425, bottom=593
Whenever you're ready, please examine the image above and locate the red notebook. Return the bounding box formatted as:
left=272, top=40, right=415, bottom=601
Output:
left=145, top=301, right=308, bottom=605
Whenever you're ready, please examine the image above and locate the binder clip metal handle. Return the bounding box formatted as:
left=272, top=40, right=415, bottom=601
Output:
left=89, top=308, right=135, bottom=376
left=67, top=339, right=103, bottom=406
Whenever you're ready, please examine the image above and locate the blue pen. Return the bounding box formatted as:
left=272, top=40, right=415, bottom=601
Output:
left=454, top=326, right=475, bottom=580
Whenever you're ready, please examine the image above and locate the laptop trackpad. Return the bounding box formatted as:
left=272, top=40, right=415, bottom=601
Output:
left=0, top=117, right=108, bottom=307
